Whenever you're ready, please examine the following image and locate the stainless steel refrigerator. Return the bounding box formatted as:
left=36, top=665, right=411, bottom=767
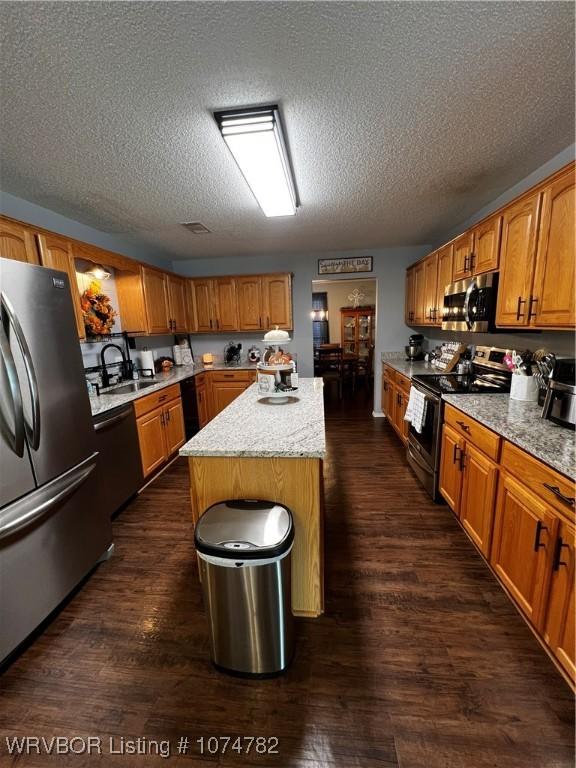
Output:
left=0, top=257, right=112, bottom=663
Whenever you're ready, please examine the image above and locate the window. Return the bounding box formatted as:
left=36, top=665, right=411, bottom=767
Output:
left=312, top=292, right=329, bottom=348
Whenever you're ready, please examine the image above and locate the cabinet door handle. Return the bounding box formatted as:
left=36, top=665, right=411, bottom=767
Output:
left=469, top=252, right=475, bottom=272
left=528, top=296, right=538, bottom=319
left=516, top=296, right=526, bottom=320
left=216, top=318, right=220, bottom=330
left=452, top=444, right=461, bottom=465
left=553, top=537, right=569, bottom=571
left=459, top=449, right=466, bottom=471
left=543, top=483, right=575, bottom=508
left=160, top=412, right=165, bottom=426
left=463, top=255, right=469, bottom=272
left=533, top=520, right=548, bottom=551
left=165, top=408, right=170, bottom=422
left=456, top=420, right=470, bottom=434
left=209, top=318, right=213, bottom=329
left=158, top=394, right=167, bottom=403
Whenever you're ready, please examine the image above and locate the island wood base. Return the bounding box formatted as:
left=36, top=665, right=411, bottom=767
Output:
left=187, top=455, right=324, bottom=617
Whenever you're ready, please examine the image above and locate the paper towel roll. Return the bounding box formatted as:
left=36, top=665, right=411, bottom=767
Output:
left=140, top=350, right=154, bottom=374
left=172, top=345, right=183, bottom=366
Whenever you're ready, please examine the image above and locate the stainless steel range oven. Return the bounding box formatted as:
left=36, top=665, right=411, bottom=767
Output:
left=407, top=346, right=512, bottom=501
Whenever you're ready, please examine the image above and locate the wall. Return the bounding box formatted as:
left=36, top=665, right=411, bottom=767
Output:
left=313, top=278, right=377, bottom=345
left=0, top=190, right=172, bottom=269
left=173, top=247, right=430, bottom=413
left=434, top=143, right=575, bottom=246
left=420, top=143, right=576, bottom=360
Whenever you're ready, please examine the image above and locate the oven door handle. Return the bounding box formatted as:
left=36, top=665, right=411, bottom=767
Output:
left=463, top=278, right=477, bottom=331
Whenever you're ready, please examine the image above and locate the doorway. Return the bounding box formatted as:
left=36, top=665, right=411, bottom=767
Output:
left=311, top=278, right=377, bottom=412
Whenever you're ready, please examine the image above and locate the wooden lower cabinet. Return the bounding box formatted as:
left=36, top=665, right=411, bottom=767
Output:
left=439, top=424, right=464, bottom=514
left=211, top=381, right=249, bottom=418
left=543, top=518, right=576, bottom=680
left=490, top=474, right=558, bottom=627
left=459, top=443, right=498, bottom=557
left=382, top=369, right=410, bottom=445
left=137, top=407, right=168, bottom=477
left=195, top=369, right=256, bottom=427
left=135, top=389, right=186, bottom=478
left=439, top=408, right=575, bottom=687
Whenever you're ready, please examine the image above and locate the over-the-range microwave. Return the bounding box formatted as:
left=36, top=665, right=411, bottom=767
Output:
left=442, top=272, right=498, bottom=333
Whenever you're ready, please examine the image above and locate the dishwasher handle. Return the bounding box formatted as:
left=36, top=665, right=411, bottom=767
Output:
left=93, top=405, right=133, bottom=432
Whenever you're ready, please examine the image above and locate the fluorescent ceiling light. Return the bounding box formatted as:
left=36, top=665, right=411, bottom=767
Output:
left=215, top=105, right=298, bottom=217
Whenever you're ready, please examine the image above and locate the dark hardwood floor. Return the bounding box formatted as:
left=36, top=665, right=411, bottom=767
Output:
left=1, top=392, right=574, bottom=767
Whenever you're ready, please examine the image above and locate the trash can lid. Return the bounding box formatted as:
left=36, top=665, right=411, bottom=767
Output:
left=194, top=499, right=294, bottom=560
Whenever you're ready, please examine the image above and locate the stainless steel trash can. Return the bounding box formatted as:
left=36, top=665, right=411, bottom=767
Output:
left=194, top=499, right=294, bottom=676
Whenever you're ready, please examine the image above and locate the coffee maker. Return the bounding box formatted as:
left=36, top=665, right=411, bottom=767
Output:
left=542, top=359, right=576, bottom=430
left=405, top=334, right=424, bottom=361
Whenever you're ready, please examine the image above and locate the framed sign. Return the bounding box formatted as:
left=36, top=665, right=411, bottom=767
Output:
left=318, top=256, right=373, bottom=275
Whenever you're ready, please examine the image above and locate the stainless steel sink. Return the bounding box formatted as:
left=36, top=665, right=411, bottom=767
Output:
left=109, top=381, right=157, bottom=395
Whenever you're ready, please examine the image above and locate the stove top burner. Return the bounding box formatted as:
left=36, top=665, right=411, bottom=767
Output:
left=412, top=372, right=511, bottom=396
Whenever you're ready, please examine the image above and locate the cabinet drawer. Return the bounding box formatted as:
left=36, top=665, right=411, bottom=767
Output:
left=133, top=384, right=181, bottom=418
left=501, top=441, right=575, bottom=520
left=445, top=404, right=501, bottom=461
left=396, top=372, right=411, bottom=394
left=211, top=369, right=255, bottom=383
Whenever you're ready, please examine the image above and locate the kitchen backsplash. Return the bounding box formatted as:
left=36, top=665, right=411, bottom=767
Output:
left=82, top=332, right=268, bottom=371
left=423, top=329, right=575, bottom=358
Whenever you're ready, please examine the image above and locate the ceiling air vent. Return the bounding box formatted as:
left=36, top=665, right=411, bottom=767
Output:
left=181, top=222, right=211, bottom=234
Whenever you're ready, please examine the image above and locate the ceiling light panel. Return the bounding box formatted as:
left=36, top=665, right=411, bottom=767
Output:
left=215, top=106, right=298, bottom=218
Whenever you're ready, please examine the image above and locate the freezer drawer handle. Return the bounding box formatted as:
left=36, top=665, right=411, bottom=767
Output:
left=1, top=291, right=41, bottom=450
left=0, top=452, right=98, bottom=541
left=0, top=320, right=25, bottom=457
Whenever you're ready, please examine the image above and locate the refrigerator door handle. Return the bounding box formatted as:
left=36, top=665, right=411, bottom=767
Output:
left=1, top=291, right=41, bottom=450
left=0, top=452, right=98, bottom=541
left=0, top=320, right=26, bottom=457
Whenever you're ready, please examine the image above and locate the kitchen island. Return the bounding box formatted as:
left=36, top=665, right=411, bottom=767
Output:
left=180, top=378, right=326, bottom=617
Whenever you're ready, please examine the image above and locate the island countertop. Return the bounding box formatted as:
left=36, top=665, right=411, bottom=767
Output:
left=179, top=377, right=326, bottom=459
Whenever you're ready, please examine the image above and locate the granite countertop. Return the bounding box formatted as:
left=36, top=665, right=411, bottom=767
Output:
left=443, top=394, right=576, bottom=480
left=179, top=378, right=326, bottom=459
left=89, top=362, right=258, bottom=416
left=382, top=359, right=438, bottom=378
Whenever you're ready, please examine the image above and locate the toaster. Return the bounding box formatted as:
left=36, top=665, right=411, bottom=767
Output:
left=542, top=358, right=576, bottom=430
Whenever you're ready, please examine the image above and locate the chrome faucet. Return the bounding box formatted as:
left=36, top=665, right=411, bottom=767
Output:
left=100, top=343, right=128, bottom=388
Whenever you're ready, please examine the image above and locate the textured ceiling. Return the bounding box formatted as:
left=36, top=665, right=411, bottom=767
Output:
left=0, top=2, right=574, bottom=260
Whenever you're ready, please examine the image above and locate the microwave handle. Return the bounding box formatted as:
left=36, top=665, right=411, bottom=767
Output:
left=463, top=278, right=477, bottom=330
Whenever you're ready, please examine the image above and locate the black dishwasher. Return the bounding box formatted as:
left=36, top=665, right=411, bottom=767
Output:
left=180, top=376, right=200, bottom=438
left=92, top=403, right=143, bottom=517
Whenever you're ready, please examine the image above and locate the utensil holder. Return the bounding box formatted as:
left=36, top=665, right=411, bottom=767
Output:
left=510, top=374, right=539, bottom=402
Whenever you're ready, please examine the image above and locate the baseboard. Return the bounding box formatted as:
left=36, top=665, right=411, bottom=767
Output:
left=372, top=410, right=385, bottom=418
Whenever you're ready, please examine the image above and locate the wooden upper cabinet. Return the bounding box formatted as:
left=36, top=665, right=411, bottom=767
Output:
left=191, top=279, right=215, bottom=332
left=495, top=191, right=541, bottom=327
left=0, top=218, right=39, bottom=265
left=35, top=232, right=85, bottom=340
left=490, top=473, right=557, bottom=626
left=435, top=244, right=453, bottom=324
left=472, top=215, right=502, bottom=275
left=141, top=267, right=170, bottom=334
left=213, top=277, right=239, bottom=331
left=439, top=424, right=464, bottom=514
left=166, top=274, right=187, bottom=332
left=422, top=252, right=438, bottom=324
left=543, top=518, right=575, bottom=682
left=237, top=275, right=263, bottom=331
left=405, top=267, right=415, bottom=324
left=115, top=266, right=148, bottom=333
left=412, top=261, right=425, bottom=324
left=459, top=443, right=498, bottom=558
left=531, top=167, right=575, bottom=328
left=452, top=230, right=474, bottom=281
left=186, top=280, right=197, bottom=332
left=262, top=274, right=292, bottom=330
